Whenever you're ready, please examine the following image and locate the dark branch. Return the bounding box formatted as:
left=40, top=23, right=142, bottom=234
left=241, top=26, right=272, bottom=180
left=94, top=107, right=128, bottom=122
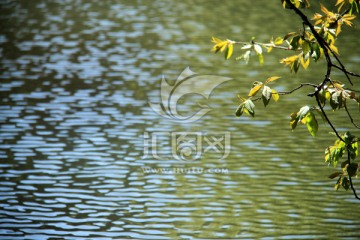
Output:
left=348, top=150, right=360, bottom=200
left=344, top=103, right=360, bottom=129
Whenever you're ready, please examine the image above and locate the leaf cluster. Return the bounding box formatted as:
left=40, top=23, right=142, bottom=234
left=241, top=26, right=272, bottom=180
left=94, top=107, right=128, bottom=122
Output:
left=289, top=105, right=323, bottom=137
left=235, top=76, right=281, bottom=118
left=327, top=132, right=359, bottom=190
left=318, top=81, right=360, bottom=111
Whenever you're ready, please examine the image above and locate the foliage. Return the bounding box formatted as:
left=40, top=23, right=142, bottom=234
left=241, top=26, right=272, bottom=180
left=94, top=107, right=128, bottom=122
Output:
left=211, top=0, right=360, bottom=199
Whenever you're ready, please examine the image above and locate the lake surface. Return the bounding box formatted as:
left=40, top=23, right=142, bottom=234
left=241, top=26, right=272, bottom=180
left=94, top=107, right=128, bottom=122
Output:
left=1, top=0, right=360, bottom=239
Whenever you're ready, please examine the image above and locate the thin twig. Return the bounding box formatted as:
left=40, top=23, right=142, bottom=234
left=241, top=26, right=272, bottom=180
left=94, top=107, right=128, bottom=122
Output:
left=278, top=83, right=317, bottom=95
left=348, top=150, right=360, bottom=200
left=344, top=103, right=360, bottom=129
left=333, top=64, right=360, bottom=78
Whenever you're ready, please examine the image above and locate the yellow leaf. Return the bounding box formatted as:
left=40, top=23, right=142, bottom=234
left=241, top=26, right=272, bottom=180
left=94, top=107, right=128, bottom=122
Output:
left=265, top=76, right=281, bottom=84
left=320, top=4, right=330, bottom=16
left=335, top=0, right=344, bottom=6
left=211, top=37, right=222, bottom=44
left=280, top=55, right=298, bottom=66
left=300, top=56, right=310, bottom=69
left=248, top=84, right=263, bottom=97
left=211, top=37, right=228, bottom=53
left=333, top=83, right=344, bottom=90
left=325, top=91, right=331, bottom=100
left=342, top=14, right=356, bottom=26
left=220, top=42, right=228, bottom=52
left=329, top=44, right=339, bottom=55
left=225, top=43, right=233, bottom=60
left=274, top=37, right=284, bottom=45
left=335, top=24, right=342, bottom=36
left=271, top=89, right=279, bottom=102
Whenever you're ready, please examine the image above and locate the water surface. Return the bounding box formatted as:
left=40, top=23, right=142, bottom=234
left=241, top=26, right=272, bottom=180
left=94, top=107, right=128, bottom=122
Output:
left=1, top=0, right=360, bottom=239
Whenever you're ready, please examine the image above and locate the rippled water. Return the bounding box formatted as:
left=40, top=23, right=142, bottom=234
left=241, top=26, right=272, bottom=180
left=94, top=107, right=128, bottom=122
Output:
left=1, top=0, right=360, bottom=239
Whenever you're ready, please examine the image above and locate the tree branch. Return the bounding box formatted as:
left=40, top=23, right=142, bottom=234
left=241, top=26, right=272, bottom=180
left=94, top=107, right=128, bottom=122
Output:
left=284, top=0, right=359, bottom=200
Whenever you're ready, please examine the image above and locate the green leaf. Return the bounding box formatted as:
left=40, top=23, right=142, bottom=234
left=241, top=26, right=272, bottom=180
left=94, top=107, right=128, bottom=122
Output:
left=302, top=40, right=311, bottom=54
left=347, top=163, right=358, bottom=177
left=290, top=112, right=298, bottom=130
left=350, top=141, right=358, bottom=160
left=342, top=176, right=350, bottom=190
left=311, top=43, right=321, bottom=61
left=235, top=103, right=245, bottom=117
left=305, top=111, right=318, bottom=137
left=293, top=58, right=300, bottom=73
left=325, top=138, right=346, bottom=167
left=290, top=36, right=300, bottom=50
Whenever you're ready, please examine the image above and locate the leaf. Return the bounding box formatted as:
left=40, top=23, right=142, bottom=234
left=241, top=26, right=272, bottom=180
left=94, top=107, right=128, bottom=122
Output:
left=325, top=138, right=346, bottom=167
left=347, top=163, right=358, bottom=177
left=293, top=58, right=300, bottom=73
left=305, top=111, right=318, bottom=137
left=236, top=50, right=251, bottom=64
left=320, top=4, right=331, bottom=16
left=254, top=44, right=263, bottom=55
left=211, top=37, right=228, bottom=53
left=300, top=55, right=310, bottom=69
left=283, top=32, right=297, bottom=40
left=290, top=112, right=298, bottom=130
left=274, top=37, right=284, bottom=45
left=311, top=43, right=322, bottom=61
left=271, top=89, right=280, bottom=102
left=265, top=76, right=281, bottom=84
left=280, top=55, right=299, bottom=71
left=241, top=44, right=252, bottom=50
left=329, top=44, right=339, bottom=55
left=351, top=141, right=359, bottom=159
left=262, top=86, right=272, bottom=107
left=235, top=103, right=244, bottom=117
left=290, top=36, right=300, bottom=50
left=297, top=106, right=311, bottom=119
left=329, top=171, right=342, bottom=179
left=244, top=99, right=255, bottom=117
left=342, top=176, right=350, bottom=190
left=225, top=43, right=233, bottom=60
left=258, top=54, right=264, bottom=65
left=248, top=83, right=263, bottom=97
left=301, top=40, right=311, bottom=54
